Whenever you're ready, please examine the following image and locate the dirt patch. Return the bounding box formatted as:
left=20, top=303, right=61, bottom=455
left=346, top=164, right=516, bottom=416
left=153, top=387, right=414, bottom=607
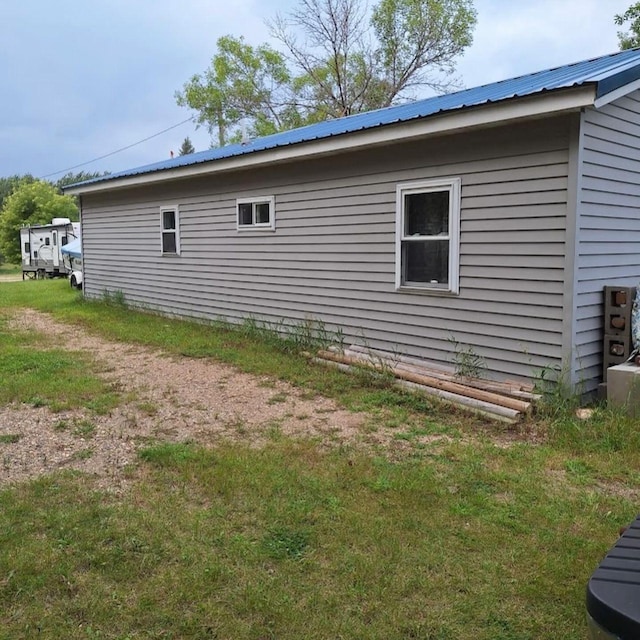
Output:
left=1, top=309, right=388, bottom=491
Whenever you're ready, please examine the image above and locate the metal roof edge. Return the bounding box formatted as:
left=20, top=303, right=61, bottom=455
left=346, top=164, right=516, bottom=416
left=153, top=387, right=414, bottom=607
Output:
left=594, top=76, right=640, bottom=108
left=64, top=49, right=640, bottom=194
left=596, top=64, right=640, bottom=98
left=64, top=49, right=640, bottom=193
left=65, top=86, right=594, bottom=196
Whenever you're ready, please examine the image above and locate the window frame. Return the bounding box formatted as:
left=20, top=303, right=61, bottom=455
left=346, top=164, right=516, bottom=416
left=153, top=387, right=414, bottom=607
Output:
left=395, top=178, right=461, bottom=295
left=236, top=196, right=276, bottom=231
left=160, top=205, right=181, bottom=255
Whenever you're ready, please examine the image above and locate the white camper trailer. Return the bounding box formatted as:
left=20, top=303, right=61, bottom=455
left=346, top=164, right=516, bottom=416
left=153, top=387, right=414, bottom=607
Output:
left=21, top=218, right=80, bottom=279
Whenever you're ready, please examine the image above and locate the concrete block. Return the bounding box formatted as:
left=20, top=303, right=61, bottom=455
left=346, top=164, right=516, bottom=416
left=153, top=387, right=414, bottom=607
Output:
left=607, top=363, right=640, bottom=416
left=605, top=312, right=629, bottom=335
left=603, top=335, right=633, bottom=381
left=604, top=286, right=636, bottom=315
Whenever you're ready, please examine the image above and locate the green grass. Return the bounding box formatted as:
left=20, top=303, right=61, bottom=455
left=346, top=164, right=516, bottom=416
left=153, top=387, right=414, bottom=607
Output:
left=2, top=280, right=638, bottom=454
left=0, top=279, right=638, bottom=638
left=0, top=263, right=20, bottom=276
left=0, top=314, right=119, bottom=413
left=544, top=403, right=640, bottom=453
left=0, top=440, right=634, bottom=639
left=0, top=280, right=483, bottom=433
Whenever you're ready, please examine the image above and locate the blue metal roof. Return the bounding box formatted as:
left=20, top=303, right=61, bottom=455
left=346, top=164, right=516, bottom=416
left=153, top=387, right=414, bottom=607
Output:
left=70, top=48, right=640, bottom=189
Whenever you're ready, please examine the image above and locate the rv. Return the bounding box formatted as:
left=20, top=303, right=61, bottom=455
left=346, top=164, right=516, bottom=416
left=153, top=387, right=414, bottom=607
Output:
left=21, top=218, right=80, bottom=279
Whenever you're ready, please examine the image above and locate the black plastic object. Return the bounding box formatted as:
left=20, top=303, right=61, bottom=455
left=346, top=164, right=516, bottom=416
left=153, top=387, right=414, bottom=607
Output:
left=587, top=515, right=640, bottom=639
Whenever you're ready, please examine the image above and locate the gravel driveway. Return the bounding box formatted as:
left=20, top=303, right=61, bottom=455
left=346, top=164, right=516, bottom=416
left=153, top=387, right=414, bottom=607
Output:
left=1, top=309, right=373, bottom=491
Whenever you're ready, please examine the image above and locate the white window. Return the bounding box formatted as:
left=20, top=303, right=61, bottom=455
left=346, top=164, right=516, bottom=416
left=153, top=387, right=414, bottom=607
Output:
left=395, top=178, right=461, bottom=294
left=236, top=196, right=275, bottom=231
left=160, top=206, right=180, bottom=254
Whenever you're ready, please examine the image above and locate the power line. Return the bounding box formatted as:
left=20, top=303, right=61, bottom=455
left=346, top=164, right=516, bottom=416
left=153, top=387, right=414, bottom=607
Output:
left=39, top=116, right=196, bottom=179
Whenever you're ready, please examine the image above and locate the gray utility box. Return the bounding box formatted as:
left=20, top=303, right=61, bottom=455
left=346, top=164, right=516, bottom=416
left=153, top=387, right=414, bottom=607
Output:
left=607, top=363, right=640, bottom=417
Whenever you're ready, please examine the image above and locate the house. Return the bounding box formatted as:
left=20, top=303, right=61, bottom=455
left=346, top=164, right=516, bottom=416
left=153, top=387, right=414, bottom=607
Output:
left=65, top=49, right=640, bottom=394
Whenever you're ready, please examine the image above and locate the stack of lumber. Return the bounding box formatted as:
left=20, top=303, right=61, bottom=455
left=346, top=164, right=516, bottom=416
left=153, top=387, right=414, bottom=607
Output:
left=310, top=345, right=539, bottom=423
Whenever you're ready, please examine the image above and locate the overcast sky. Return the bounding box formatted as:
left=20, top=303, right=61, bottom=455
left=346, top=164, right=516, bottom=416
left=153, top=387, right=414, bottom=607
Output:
left=0, top=0, right=634, bottom=179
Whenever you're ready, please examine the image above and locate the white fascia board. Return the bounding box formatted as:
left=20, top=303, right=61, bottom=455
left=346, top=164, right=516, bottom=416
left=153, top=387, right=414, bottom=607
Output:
left=66, top=87, right=596, bottom=196
left=593, top=78, right=640, bottom=108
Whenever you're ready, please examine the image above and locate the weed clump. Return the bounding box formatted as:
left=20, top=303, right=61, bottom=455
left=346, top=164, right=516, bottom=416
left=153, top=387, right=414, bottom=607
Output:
left=102, top=289, right=127, bottom=308
left=240, top=314, right=344, bottom=354
left=448, top=335, right=486, bottom=379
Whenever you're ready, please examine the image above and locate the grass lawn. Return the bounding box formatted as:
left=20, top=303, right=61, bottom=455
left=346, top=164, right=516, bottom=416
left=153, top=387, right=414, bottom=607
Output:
left=1, top=279, right=638, bottom=639
left=0, top=262, right=20, bottom=275
left=0, top=312, right=119, bottom=413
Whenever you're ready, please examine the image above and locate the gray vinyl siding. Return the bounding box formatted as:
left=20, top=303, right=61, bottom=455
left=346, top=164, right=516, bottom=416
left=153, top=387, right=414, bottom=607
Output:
left=81, top=116, right=572, bottom=383
left=575, top=91, right=640, bottom=392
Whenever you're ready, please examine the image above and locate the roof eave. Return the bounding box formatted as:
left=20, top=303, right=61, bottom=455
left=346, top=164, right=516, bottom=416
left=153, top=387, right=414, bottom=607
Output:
left=593, top=73, right=640, bottom=108
left=65, top=85, right=596, bottom=196
left=596, top=63, right=640, bottom=99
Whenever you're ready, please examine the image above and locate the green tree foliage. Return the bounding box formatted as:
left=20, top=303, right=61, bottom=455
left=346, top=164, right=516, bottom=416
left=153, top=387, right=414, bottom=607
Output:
left=176, top=35, right=294, bottom=146
left=0, top=175, right=34, bottom=264
left=54, top=171, right=110, bottom=192
left=0, top=175, right=35, bottom=213
left=616, top=3, right=640, bottom=49
left=178, top=137, right=196, bottom=155
left=371, top=0, right=477, bottom=96
left=177, top=0, right=476, bottom=145
left=54, top=171, right=111, bottom=210
left=274, top=0, right=476, bottom=116
left=0, top=180, right=78, bottom=264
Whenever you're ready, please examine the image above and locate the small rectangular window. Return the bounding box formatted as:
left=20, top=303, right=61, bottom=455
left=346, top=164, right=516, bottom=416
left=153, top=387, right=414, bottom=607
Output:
left=255, top=202, right=270, bottom=224
left=160, top=206, right=180, bottom=255
left=238, top=203, right=253, bottom=226
left=24, top=242, right=30, bottom=253
left=396, top=178, right=461, bottom=294
left=45, top=237, right=50, bottom=246
left=237, top=196, right=275, bottom=231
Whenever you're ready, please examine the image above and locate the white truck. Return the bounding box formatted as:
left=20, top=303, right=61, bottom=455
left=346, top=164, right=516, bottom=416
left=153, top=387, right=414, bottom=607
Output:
left=20, top=218, right=80, bottom=280
left=60, top=236, right=83, bottom=289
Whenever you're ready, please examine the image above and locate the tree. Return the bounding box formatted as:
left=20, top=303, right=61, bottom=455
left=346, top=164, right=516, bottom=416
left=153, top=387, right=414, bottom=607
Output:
left=0, top=175, right=35, bottom=213
left=272, top=0, right=476, bottom=117
left=0, top=180, right=78, bottom=264
left=176, top=0, right=476, bottom=144
left=178, top=137, right=196, bottom=155
left=176, top=35, right=294, bottom=146
left=371, top=0, right=477, bottom=99
left=0, top=175, right=35, bottom=265
left=616, top=3, right=640, bottom=49
left=54, top=171, right=110, bottom=192
left=0, top=176, right=35, bottom=266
